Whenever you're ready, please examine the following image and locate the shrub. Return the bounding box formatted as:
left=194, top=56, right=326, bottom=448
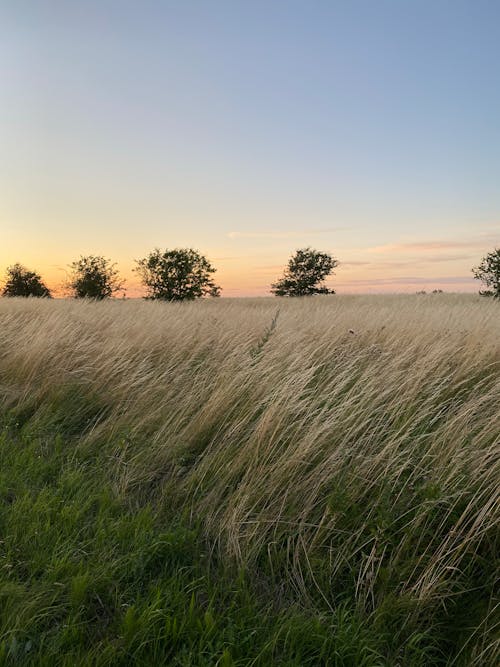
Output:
left=271, top=248, right=338, bottom=296
left=1, top=263, right=51, bottom=297
left=68, top=255, right=123, bottom=299
left=135, top=248, right=221, bottom=301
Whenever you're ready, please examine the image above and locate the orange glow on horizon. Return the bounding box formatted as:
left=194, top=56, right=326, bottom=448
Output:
left=31, top=262, right=478, bottom=299
left=1, top=231, right=491, bottom=299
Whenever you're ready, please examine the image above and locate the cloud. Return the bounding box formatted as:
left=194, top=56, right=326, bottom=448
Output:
left=373, top=255, right=474, bottom=268
left=365, top=237, right=499, bottom=254
left=367, top=241, right=465, bottom=254
left=339, top=254, right=475, bottom=272
left=424, top=253, right=476, bottom=263
left=334, top=275, right=476, bottom=287
left=227, top=227, right=347, bottom=240
left=478, top=224, right=500, bottom=235
left=340, top=260, right=372, bottom=267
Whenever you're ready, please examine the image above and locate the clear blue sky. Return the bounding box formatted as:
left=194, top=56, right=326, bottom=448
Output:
left=1, top=0, right=499, bottom=294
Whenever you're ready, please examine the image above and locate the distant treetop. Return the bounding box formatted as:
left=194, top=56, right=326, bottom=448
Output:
left=472, top=248, right=500, bottom=298
left=68, top=255, right=124, bottom=299
left=1, top=263, right=52, bottom=298
left=271, top=248, right=338, bottom=297
left=135, top=248, right=221, bottom=301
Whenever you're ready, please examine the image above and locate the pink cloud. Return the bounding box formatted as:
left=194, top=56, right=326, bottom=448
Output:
left=365, top=236, right=499, bottom=254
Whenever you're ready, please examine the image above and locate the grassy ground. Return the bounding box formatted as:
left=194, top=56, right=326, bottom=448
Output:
left=0, top=295, right=498, bottom=665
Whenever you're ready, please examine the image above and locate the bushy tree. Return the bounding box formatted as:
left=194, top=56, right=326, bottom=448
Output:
left=472, top=249, right=500, bottom=298
left=1, top=263, right=52, bottom=297
left=271, top=248, right=338, bottom=296
left=135, top=248, right=221, bottom=301
left=68, top=255, right=123, bottom=299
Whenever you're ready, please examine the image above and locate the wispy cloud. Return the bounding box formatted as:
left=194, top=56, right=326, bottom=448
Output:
left=335, top=275, right=476, bottom=287
left=340, top=260, right=372, bottom=267
left=227, top=227, right=347, bottom=240
left=340, top=254, right=475, bottom=271
left=424, top=253, right=476, bottom=263
left=367, top=241, right=464, bottom=254
left=477, top=224, right=500, bottom=235
left=365, top=236, right=498, bottom=254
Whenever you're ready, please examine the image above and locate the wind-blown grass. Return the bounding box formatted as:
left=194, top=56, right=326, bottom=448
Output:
left=0, top=295, right=498, bottom=665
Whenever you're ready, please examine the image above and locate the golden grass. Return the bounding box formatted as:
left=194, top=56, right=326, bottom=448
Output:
left=1, top=294, right=499, bottom=662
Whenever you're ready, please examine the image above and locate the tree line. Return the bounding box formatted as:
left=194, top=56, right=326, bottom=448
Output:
left=1, top=247, right=500, bottom=300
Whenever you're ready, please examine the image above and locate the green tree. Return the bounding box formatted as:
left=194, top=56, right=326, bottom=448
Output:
left=68, top=255, right=123, bottom=299
left=135, top=248, right=221, bottom=301
left=271, top=248, right=338, bottom=296
left=1, top=263, right=52, bottom=297
left=472, top=248, right=500, bottom=298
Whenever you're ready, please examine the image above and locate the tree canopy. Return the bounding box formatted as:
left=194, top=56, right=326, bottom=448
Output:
left=472, top=248, right=500, bottom=298
left=271, top=248, right=338, bottom=296
left=68, top=256, right=123, bottom=299
left=135, top=248, right=221, bottom=301
left=1, top=263, right=52, bottom=298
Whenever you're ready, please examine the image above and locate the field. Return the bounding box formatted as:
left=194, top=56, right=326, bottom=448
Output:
left=0, top=295, right=498, bottom=666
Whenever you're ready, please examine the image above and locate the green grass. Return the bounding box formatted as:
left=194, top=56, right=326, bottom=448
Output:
left=0, top=419, right=385, bottom=666
left=0, top=410, right=496, bottom=666
left=0, top=296, right=498, bottom=665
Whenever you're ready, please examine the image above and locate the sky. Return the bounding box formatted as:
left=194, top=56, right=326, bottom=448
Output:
left=1, top=0, right=499, bottom=296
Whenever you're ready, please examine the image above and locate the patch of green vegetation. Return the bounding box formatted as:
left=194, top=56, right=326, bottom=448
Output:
left=0, top=406, right=496, bottom=666
left=0, top=420, right=385, bottom=666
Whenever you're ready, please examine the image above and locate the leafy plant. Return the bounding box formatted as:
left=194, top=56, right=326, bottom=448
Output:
left=1, top=263, right=51, bottom=297
left=271, top=247, right=338, bottom=296
left=68, top=255, right=123, bottom=299
left=472, top=248, right=500, bottom=298
left=135, top=248, right=221, bottom=300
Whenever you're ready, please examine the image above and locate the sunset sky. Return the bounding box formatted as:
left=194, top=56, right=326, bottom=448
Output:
left=1, top=1, right=499, bottom=296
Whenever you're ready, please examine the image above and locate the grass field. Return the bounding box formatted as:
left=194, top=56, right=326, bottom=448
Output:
left=0, top=295, right=499, bottom=666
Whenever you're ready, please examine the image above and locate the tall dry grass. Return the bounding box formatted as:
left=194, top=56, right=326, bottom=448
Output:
left=1, top=294, right=499, bottom=663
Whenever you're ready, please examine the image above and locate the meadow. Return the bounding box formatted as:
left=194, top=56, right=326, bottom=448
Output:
left=0, top=295, right=498, bottom=666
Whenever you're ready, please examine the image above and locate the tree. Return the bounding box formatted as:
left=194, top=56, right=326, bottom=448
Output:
left=271, top=248, right=338, bottom=296
left=135, top=248, right=221, bottom=301
left=472, top=248, right=500, bottom=298
left=1, top=263, right=52, bottom=297
left=68, top=255, right=123, bottom=299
